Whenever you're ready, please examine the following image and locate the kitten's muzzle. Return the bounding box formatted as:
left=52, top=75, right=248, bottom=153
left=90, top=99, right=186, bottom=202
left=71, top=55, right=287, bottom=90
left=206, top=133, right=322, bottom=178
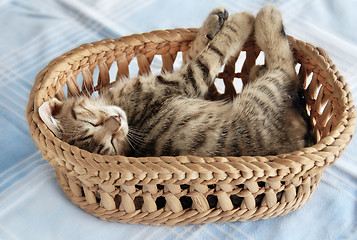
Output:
left=112, top=115, right=121, bottom=125
left=105, top=115, right=122, bottom=132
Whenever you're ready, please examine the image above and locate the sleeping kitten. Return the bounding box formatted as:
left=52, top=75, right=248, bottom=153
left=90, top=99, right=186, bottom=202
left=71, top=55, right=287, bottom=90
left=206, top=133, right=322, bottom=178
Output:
left=39, top=5, right=312, bottom=157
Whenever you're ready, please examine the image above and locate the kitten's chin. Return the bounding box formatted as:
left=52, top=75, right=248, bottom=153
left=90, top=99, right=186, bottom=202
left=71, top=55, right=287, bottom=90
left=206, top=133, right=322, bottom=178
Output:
left=111, top=132, right=130, bottom=156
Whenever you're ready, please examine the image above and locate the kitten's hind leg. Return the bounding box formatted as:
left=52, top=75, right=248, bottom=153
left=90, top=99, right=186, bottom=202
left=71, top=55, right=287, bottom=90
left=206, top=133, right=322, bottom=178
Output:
left=183, top=7, right=229, bottom=64
left=255, top=4, right=296, bottom=79
left=254, top=5, right=310, bottom=149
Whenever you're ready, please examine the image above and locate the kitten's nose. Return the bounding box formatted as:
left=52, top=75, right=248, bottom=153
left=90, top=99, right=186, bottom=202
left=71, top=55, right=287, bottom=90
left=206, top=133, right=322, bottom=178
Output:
left=112, top=115, right=121, bottom=124
left=106, top=116, right=121, bottom=131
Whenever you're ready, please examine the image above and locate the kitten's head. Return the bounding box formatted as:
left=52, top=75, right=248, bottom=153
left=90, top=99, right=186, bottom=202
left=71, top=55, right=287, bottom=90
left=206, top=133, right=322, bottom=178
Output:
left=38, top=96, right=130, bottom=155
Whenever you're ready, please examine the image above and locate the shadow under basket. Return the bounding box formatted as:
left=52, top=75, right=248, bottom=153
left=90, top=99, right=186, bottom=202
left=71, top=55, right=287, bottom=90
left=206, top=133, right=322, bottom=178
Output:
left=26, top=28, right=355, bottom=225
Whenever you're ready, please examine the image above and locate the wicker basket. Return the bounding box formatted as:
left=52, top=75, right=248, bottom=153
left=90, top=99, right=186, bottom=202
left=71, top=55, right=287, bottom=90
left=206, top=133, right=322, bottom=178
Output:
left=26, top=28, right=355, bottom=225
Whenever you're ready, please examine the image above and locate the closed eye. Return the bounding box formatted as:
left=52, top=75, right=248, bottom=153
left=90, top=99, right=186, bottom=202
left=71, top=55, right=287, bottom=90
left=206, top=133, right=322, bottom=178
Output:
left=69, top=134, right=93, bottom=145
left=77, top=134, right=93, bottom=142
left=87, top=121, right=101, bottom=127
left=78, top=119, right=101, bottom=127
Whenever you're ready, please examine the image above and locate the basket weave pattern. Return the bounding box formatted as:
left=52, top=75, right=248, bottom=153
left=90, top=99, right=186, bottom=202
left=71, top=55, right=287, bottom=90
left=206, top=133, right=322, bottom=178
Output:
left=26, top=28, right=355, bottom=225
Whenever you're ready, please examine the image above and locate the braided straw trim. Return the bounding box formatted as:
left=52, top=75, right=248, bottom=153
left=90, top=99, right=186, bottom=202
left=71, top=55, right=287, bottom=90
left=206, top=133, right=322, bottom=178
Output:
left=56, top=167, right=322, bottom=225
left=26, top=28, right=355, bottom=224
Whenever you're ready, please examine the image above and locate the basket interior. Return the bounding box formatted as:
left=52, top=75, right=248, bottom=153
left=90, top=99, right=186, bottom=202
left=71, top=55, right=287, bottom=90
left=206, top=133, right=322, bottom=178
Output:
left=52, top=37, right=338, bottom=144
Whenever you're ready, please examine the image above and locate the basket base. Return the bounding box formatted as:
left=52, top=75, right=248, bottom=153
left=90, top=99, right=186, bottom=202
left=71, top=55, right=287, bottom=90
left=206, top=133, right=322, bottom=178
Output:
left=55, top=167, right=322, bottom=225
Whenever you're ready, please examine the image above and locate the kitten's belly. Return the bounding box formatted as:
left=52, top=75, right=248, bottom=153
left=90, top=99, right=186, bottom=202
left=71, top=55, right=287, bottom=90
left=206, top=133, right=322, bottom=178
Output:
left=129, top=97, right=305, bottom=157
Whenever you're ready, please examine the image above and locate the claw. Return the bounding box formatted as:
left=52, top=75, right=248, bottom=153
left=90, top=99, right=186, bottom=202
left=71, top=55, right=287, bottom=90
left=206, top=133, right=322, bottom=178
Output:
left=217, top=10, right=229, bottom=26
left=205, top=8, right=229, bottom=40
left=218, top=9, right=229, bottom=21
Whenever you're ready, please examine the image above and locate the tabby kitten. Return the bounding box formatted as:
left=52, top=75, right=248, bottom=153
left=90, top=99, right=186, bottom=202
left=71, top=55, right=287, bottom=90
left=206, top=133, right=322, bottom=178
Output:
left=39, top=5, right=311, bottom=157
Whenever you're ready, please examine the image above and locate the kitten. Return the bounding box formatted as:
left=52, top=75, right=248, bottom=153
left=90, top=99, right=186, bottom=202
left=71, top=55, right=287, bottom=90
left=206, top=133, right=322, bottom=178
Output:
left=39, top=5, right=312, bottom=157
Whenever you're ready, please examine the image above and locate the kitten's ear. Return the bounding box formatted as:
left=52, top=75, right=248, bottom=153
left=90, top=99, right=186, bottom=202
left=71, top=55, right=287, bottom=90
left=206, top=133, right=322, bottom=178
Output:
left=38, top=98, right=64, bottom=137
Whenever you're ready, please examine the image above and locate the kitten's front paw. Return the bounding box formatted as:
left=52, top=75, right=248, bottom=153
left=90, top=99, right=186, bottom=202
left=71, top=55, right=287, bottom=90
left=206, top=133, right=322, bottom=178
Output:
left=202, top=7, right=229, bottom=40
left=226, top=12, right=255, bottom=38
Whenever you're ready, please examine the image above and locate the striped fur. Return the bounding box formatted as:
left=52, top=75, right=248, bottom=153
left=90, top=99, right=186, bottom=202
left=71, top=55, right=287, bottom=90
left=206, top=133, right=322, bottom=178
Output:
left=39, top=5, right=312, bottom=157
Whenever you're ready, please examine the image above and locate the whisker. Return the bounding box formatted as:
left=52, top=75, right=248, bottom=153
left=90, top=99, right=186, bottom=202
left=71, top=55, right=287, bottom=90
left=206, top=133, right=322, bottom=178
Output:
left=128, top=127, right=148, bottom=136
left=128, top=132, right=148, bottom=144
left=127, top=134, right=146, bottom=147
left=125, top=135, right=145, bottom=155
left=126, top=129, right=154, bottom=153
left=128, top=132, right=146, bottom=140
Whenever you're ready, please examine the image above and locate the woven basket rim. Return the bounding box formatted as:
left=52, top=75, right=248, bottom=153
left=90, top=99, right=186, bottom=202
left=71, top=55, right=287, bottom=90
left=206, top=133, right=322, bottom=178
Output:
left=26, top=28, right=355, bottom=185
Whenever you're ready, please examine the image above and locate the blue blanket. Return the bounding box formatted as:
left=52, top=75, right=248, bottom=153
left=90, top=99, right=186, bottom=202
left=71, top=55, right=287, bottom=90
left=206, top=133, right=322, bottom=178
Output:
left=1, top=0, right=356, bottom=239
